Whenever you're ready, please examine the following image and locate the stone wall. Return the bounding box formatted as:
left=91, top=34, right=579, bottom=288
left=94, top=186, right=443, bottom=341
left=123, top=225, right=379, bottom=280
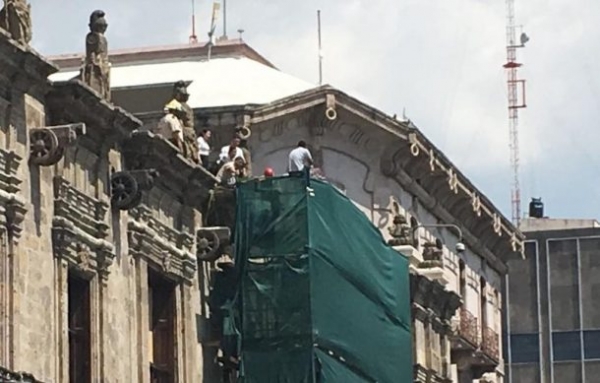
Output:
left=0, top=31, right=211, bottom=383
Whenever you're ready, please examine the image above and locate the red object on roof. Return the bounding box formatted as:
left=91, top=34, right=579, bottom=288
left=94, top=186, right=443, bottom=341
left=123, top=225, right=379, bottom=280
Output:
left=264, top=167, right=274, bottom=177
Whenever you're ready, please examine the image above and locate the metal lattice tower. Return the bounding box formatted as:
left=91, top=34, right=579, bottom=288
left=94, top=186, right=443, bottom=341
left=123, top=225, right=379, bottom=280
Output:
left=503, top=0, right=528, bottom=226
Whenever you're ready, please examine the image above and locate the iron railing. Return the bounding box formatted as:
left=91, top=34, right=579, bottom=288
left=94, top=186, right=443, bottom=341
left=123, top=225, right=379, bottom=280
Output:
left=482, top=326, right=500, bottom=362
left=458, top=308, right=479, bottom=347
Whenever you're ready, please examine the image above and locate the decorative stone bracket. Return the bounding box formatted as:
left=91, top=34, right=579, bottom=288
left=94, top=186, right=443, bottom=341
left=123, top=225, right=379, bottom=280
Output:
left=197, top=226, right=232, bottom=262
left=235, top=114, right=252, bottom=140
left=29, top=123, right=86, bottom=166
left=110, top=169, right=159, bottom=211
left=0, top=149, right=27, bottom=239
left=325, top=93, right=337, bottom=121
left=52, top=216, right=115, bottom=280
left=128, top=219, right=197, bottom=283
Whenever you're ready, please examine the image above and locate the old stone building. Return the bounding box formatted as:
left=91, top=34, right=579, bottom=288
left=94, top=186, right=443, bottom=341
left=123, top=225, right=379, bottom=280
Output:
left=48, top=35, right=525, bottom=383
left=1, top=11, right=217, bottom=383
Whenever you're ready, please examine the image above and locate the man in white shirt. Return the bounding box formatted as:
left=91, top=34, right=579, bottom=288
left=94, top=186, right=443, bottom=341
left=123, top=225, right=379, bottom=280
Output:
left=288, top=140, right=313, bottom=172
left=219, top=137, right=244, bottom=164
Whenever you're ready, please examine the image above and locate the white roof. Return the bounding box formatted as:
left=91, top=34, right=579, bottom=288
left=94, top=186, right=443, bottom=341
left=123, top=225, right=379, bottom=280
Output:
left=49, top=57, right=317, bottom=108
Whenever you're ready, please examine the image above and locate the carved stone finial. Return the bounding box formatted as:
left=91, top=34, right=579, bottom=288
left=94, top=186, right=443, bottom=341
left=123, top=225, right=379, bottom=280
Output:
left=421, top=237, right=444, bottom=266
left=171, top=81, right=199, bottom=164
left=110, top=169, right=159, bottom=210
left=0, top=0, right=32, bottom=45
left=80, top=9, right=111, bottom=101
left=387, top=214, right=415, bottom=247
left=29, top=123, right=86, bottom=166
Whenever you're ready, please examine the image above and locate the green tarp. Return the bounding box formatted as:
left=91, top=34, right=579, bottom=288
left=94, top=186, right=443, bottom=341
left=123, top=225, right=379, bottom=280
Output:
left=233, top=175, right=412, bottom=382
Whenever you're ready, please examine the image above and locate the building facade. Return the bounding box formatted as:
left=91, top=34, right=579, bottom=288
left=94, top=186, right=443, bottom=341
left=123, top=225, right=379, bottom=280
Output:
left=0, top=6, right=525, bottom=382
left=504, top=216, right=600, bottom=383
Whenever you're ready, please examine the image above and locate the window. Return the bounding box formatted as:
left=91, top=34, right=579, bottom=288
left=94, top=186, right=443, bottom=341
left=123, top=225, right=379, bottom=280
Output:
left=584, top=330, right=600, bottom=360
left=68, top=271, right=91, bottom=383
left=552, top=331, right=581, bottom=362
left=510, top=333, right=539, bottom=364
left=149, top=269, right=176, bottom=383
left=459, top=261, right=466, bottom=299
left=480, top=278, right=488, bottom=329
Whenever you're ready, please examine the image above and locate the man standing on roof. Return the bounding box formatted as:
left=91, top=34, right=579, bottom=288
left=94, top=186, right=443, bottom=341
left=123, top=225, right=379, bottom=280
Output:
left=216, top=148, right=247, bottom=188
left=154, top=100, right=184, bottom=152
left=288, top=140, right=313, bottom=174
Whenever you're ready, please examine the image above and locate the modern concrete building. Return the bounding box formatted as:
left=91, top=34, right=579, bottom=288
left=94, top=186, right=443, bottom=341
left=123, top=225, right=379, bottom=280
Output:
left=504, top=211, right=600, bottom=383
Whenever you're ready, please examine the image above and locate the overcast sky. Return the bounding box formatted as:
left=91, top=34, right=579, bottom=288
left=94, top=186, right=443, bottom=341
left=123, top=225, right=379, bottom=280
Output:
left=31, top=0, right=600, bottom=221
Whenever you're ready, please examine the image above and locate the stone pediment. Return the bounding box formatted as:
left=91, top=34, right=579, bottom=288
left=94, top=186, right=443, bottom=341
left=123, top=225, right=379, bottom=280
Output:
left=127, top=205, right=196, bottom=283
left=197, top=86, right=525, bottom=273
left=51, top=175, right=114, bottom=278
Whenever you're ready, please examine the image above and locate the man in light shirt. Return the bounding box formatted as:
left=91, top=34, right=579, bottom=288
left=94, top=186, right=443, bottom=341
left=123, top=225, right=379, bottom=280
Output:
left=154, top=100, right=184, bottom=152
left=219, top=137, right=244, bottom=164
left=288, top=140, right=313, bottom=173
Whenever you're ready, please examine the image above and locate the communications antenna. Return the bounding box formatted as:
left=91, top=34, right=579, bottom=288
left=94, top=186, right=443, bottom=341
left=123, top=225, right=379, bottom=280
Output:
left=189, top=0, right=198, bottom=43
left=503, top=0, right=529, bottom=226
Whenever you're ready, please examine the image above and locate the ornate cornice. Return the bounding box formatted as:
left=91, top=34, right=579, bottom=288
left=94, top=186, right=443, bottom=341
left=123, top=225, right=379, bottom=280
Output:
left=52, top=176, right=114, bottom=278
left=52, top=216, right=114, bottom=280
left=121, top=131, right=216, bottom=208
left=127, top=206, right=196, bottom=283
left=410, top=272, right=461, bottom=324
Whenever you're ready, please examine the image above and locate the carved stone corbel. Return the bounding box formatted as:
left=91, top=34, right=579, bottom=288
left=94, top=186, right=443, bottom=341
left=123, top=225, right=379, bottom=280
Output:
left=29, top=123, right=86, bottom=166
left=110, top=169, right=159, bottom=210
left=197, top=226, right=231, bottom=262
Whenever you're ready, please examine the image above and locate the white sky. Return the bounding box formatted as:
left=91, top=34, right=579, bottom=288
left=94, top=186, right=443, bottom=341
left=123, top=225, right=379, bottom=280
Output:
left=31, top=0, right=600, bottom=220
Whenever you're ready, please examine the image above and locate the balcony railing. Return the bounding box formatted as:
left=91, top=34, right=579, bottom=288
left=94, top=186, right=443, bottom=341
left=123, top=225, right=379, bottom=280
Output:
left=0, top=366, right=43, bottom=383
left=458, top=308, right=479, bottom=347
left=482, top=327, right=500, bottom=362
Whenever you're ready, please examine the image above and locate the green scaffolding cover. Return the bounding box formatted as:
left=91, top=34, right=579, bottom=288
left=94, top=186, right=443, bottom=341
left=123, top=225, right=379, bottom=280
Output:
left=233, top=176, right=412, bottom=383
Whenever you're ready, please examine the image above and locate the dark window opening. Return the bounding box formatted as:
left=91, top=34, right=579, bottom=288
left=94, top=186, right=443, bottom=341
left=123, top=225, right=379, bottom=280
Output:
left=552, top=331, right=581, bottom=362
left=510, top=333, right=540, bottom=364
left=68, top=271, right=91, bottom=383
left=480, top=277, right=488, bottom=329
left=149, top=269, right=177, bottom=383
left=459, top=260, right=466, bottom=299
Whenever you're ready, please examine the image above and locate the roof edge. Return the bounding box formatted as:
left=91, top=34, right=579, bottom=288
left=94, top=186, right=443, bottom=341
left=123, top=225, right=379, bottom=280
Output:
left=47, top=39, right=277, bottom=71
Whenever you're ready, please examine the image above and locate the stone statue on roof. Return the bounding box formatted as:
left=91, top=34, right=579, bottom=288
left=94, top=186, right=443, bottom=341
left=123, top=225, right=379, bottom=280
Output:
left=172, top=81, right=199, bottom=164
left=0, top=0, right=32, bottom=45
left=80, top=10, right=111, bottom=101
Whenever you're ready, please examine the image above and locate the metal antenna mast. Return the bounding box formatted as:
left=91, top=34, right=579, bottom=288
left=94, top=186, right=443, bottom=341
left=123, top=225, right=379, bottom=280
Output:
left=317, top=10, right=323, bottom=85
left=503, top=0, right=528, bottom=226
left=189, top=0, right=198, bottom=43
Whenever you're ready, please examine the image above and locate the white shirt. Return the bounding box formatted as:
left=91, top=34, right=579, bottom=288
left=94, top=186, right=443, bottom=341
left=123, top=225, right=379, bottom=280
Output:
left=197, top=136, right=210, bottom=156
left=288, top=147, right=313, bottom=172
left=219, top=145, right=244, bottom=162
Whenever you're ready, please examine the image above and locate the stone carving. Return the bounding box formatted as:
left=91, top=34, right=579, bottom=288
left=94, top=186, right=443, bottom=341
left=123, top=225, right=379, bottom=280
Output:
left=387, top=201, right=416, bottom=247
left=29, top=123, right=86, bottom=166
left=76, top=243, right=92, bottom=271
left=172, top=81, right=199, bottom=164
left=0, top=0, right=32, bottom=45
left=387, top=215, right=414, bottom=247
left=81, top=10, right=111, bottom=101
left=162, top=252, right=172, bottom=273
left=110, top=169, right=159, bottom=211
left=421, top=238, right=444, bottom=268
left=197, top=226, right=231, bottom=262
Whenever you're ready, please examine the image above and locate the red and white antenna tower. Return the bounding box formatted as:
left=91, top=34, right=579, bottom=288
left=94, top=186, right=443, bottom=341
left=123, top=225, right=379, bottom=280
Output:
left=503, top=0, right=529, bottom=226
